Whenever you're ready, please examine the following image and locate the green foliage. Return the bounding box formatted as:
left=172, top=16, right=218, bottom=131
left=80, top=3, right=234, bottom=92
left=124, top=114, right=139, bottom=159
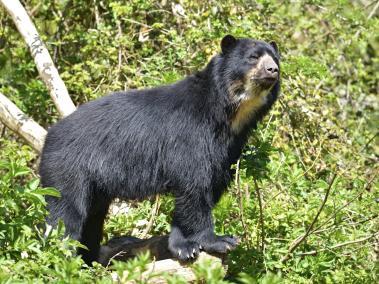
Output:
left=0, top=0, right=378, bottom=283
left=192, top=256, right=228, bottom=284
left=0, top=141, right=109, bottom=282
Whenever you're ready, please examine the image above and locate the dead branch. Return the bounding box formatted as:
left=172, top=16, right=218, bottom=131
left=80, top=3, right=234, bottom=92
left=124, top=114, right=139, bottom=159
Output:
left=280, top=173, right=337, bottom=263
left=0, top=92, right=46, bottom=152
left=0, top=0, right=76, bottom=117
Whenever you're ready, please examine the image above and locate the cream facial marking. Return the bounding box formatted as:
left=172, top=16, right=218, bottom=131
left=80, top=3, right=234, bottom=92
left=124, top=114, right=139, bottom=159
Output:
left=249, top=54, right=275, bottom=80
left=230, top=53, right=275, bottom=133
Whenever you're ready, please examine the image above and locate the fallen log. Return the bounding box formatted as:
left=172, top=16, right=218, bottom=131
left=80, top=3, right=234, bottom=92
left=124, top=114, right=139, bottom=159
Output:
left=99, top=235, right=227, bottom=283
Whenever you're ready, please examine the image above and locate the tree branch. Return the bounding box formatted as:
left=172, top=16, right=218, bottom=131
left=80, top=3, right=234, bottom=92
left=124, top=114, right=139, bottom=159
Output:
left=0, top=0, right=76, bottom=117
left=0, top=92, right=46, bottom=152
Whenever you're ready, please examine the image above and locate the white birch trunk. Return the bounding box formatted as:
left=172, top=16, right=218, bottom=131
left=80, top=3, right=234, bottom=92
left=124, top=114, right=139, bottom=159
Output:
left=0, top=0, right=76, bottom=117
left=0, top=92, right=47, bottom=153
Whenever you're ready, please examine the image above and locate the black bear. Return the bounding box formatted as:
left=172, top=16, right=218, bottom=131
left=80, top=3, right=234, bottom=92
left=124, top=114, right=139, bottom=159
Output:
left=39, top=35, right=280, bottom=265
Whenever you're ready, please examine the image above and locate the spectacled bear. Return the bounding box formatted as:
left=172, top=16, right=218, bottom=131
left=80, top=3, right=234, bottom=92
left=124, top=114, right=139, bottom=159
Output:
left=39, top=35, right=280, bottom=265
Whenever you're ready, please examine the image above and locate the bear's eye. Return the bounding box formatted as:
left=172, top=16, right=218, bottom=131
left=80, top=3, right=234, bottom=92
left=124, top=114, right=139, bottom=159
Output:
left=248, top=54, right=259, bottom=61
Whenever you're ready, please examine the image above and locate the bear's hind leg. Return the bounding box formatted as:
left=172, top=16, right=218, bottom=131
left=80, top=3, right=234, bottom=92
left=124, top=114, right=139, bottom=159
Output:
left=79, top=198, right=110, bottom=265
left=46, top=182, right=110, bottom=265
left=46, top=195, right=86, bottom=241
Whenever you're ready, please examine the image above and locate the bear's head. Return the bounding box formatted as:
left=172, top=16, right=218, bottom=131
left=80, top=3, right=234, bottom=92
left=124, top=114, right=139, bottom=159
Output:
left=219, top=35, right=280, bottom=132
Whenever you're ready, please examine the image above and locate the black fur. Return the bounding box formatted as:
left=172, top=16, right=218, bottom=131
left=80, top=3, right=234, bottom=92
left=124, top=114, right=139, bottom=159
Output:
left=39, top=36, right=280, bottom=264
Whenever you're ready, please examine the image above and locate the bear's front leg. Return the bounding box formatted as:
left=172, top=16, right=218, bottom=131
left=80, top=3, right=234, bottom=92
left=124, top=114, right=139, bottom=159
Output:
left=168, top=192, right=239, bottom=261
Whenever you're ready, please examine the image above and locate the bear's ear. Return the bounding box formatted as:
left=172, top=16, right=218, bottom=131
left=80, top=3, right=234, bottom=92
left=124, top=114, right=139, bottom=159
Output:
left=269, top=41, right=279, bottom=53
left=221, top=35, right=237, bottom=54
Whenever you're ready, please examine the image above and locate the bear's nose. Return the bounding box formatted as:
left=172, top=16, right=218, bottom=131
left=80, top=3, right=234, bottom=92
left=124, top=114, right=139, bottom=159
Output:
left=265, top=62, right=279, bottom=75
left=259, top=55, right=279, bottom=80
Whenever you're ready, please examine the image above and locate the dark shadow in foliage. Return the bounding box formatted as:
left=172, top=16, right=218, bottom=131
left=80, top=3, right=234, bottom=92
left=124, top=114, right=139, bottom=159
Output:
left=225, top=246, right=266, bottom=282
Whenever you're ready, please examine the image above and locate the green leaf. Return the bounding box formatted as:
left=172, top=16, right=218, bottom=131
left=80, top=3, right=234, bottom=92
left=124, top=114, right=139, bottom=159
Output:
left=28, top=179, right=40, bottom=190
left=33, top=187, right=61, bottom=198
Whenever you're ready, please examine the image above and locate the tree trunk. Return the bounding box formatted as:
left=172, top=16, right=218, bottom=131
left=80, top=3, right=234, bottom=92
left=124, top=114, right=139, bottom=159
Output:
left=0, top=0, right=76, bottom=117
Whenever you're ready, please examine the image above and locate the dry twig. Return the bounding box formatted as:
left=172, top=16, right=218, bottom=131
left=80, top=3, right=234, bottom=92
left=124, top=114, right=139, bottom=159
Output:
left=141, top=195, right=161, bottom=238
left=296, top=232, right=379, bottom=257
